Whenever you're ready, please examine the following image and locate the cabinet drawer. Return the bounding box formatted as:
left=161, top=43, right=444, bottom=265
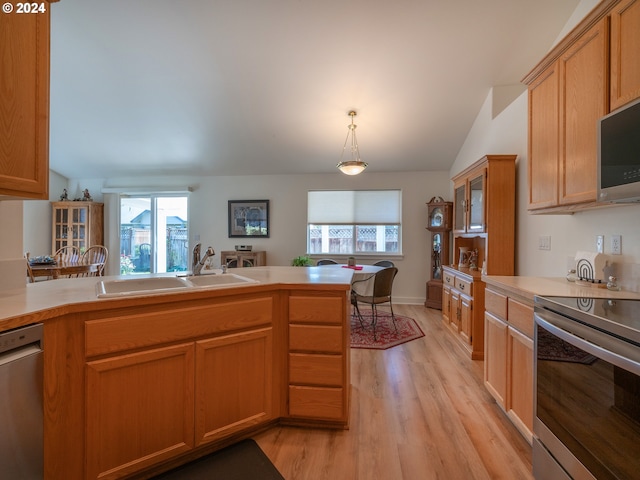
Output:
left=289, top=353, right=343, bottom=386
left=289, top=295, right=343, bottom=324
left=455, top=277, right=473, bottom=296
left=485, top=288, right=507, bottom=319
left=508, top=298, right=534, bottom=339
left=289, top=324, right=342, bottom=353
left=443, top=272, right=456, bottom=287
left=289, top=385, right=344, bottom=420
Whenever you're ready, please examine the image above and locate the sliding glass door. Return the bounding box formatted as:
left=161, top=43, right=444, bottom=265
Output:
left=120, top=195, right=189, bottom=275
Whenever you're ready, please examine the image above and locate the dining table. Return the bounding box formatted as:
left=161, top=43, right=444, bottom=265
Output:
left=321, top=264, right=385, bottom=296
left=28, top=261, right=101, bottom=280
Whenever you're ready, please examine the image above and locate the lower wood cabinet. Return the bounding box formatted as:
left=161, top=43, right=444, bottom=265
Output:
left=287, top=292, right=350, bottom=425
left=484, top=287, right=533, bottom=443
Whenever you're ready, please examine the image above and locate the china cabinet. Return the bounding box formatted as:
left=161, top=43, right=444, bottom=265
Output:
left=0, top=3, right=56, bottom=199
left=425, top=197, right=452, bottom=310
left=442, top=154, right=516, bottom=360
left=51, top=202, right=104, bottom=253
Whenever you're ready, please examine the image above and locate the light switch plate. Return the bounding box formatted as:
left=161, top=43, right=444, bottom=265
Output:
left=596, top=235, right=604, bottom=253
left=611, top=235, right=621, bottom=255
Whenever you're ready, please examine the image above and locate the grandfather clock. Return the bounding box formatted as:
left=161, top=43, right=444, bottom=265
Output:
left=425, top=197, right=452, bottom=310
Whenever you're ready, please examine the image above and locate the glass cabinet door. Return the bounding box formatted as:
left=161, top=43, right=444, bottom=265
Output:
left=468, top=172, right=485, bottom=232
left=453, top=184, right=466, bottom=232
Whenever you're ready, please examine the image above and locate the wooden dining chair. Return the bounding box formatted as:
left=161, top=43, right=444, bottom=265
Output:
left=82, top=245, right=109, bottom=276
left=54, top=245, right=81, bottom=264
left=373, top=260, right=395, bottom=268
left=351, top=267, right=398, bottom=340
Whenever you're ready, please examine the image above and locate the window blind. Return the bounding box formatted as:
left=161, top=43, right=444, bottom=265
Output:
left=308, top=190, right=401, bottom=224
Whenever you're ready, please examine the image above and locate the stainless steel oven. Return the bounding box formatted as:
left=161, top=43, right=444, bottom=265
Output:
left=533, top=296, right=640, bottom=480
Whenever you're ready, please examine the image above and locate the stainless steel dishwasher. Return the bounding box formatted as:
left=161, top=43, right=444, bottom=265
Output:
left=0, top=323, right=44, bottom=479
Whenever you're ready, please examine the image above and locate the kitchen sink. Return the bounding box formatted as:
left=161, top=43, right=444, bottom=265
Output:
left=185, top=273, right=258, bottom=288
left=96, top=276, right=191, bottom=298
left=96, top=273, right=258, bottom=298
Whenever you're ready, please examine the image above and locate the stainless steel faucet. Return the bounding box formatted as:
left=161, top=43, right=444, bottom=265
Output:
left=192, top=243, right=215, bottom=275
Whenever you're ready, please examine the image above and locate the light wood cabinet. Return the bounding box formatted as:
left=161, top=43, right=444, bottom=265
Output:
left=524, top=0, right=640, bottom=213
left=443, top=154, right=515, bottom=360
left=484, top=287, right=534, bottom=443
left=51, top=201, right=104, bottom=253
left=0, top=3, right=53, bottom=199
left=221, top=250, right=266, bottom=268
left=287, top=292, right=350, bottom=424
left=610, top=0, right=640, bottom=110
left=85, top=343, right=195, bottom=480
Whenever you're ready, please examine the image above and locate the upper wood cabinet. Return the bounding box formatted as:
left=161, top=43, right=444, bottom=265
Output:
left=523, top=0, right=640, bottom=213
left=453, top=167, right=486, bottom=234
left=51, top=201, right=104, bottom=253
left=0, top=3, right=52, bottom=199
left=610, top=0, right=640, bottom=110
left=527, top=18, right=608, bottom=212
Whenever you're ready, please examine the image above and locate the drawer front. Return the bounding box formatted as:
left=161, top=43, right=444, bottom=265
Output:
left=455, top=277, right=473, bottom=296
left=289, top=385, right=344, bottom=420
left=485, top=288, right=507, bottom=319
left=289, top=295, right=343, bottom=325
left=508, top=298, right=534, bottom=339
left=289, top=353, right=343, bottom=386
left=289, top=324, right=343, bottom=353
left=443, top=272, right=456, bottom=287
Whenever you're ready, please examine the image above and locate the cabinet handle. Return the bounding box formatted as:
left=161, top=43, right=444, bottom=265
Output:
left=459, top=284, right=465, bottom=290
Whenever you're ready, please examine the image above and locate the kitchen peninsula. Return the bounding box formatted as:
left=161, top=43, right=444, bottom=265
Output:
left=0, top=266, right=353, bottom=480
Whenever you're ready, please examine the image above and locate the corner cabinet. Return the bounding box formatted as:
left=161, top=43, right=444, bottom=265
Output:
left=442, top=155, right=516, bottom=360
left=51, top=202, right=104, bottom=253
left=523, top=0, right=640, bottom=213
left=0, top=2, right=55, bottom=199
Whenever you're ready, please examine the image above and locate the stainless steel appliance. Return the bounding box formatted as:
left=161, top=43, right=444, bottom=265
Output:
left=0, top=323, right=44, bottom=479
left=533, top=296, right=640, bottom=480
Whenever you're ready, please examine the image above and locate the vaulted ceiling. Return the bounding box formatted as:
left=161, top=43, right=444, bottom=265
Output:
left=49, top=0, right=580, bottom=179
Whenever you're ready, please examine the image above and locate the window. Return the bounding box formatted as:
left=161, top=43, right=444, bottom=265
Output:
left=307, top=190, right=401, bottom=255
left=120, top=195, right=189, bottom=275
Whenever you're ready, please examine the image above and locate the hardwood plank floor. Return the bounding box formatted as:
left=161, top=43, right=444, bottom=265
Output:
left=254, top=304, right=533, bottom=479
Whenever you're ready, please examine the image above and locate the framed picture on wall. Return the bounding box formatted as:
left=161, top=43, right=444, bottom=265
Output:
left=228, top=200, right=270, bottom=237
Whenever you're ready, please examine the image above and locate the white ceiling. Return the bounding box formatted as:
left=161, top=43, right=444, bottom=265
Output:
left=49, top=0, right=580, bottom=179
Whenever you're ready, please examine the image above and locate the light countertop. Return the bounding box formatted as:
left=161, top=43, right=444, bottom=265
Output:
left=483, top=275, right=640, bottom=302
left=0, top=266, right=353, bottom=331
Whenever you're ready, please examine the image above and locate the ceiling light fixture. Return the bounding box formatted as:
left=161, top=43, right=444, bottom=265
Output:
left=337, top=110, right=368, bottom=175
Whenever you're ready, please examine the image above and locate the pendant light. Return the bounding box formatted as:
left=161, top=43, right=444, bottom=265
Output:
left=337, top=111, right=368, bottom=175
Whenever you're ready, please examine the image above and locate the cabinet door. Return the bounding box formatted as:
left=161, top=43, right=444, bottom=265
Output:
left=558, top=18, right=608, bottom=205
left=459, top=294, right=473, bottom=344
left=453, top=182, right=467, bottom=232
left=528, top=62, right=559, bottom=209
left=86, top=343, right=195, bottom=480
left=507, top=326, right=534, bottom=442
left=195, top=328, right=273, bottom=445
left=450, top=289, right=460, bottom=331
left=484, top=312, right=508, bottom=408
left=610, top=0, right=640, bottom=110
left=442, top=285, right=451, bottom=324
left=467, top=171, right=485, bottom=232
left=0, top=7, right=49, bottom=199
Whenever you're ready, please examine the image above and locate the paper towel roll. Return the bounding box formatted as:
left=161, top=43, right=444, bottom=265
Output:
left=574, top=251, right=608, bottom=282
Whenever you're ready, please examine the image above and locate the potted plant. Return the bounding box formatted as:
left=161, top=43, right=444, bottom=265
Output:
left=291, top=255, right=312, bottom=266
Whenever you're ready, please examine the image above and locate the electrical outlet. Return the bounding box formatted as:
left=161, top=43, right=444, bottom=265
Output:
left=596, top=235, right=604, bottom=254
left=611, top=234, right=622, bottom=255
left=539, top=235, right=551, bottom=251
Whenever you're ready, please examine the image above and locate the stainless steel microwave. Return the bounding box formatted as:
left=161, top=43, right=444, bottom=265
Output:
left=597, top=97, right=640, bottom=204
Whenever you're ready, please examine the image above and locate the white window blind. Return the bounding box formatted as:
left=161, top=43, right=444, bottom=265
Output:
left=308, top=190, right=401, bottom=224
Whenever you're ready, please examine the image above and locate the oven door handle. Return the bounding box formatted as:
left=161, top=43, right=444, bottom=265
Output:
left=535, top=311, right=640, bottom=376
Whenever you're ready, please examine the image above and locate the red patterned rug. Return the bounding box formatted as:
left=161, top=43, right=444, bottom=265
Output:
left=350, top=310, right=425, bottom=350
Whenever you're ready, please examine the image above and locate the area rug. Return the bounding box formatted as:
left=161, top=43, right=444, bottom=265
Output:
left=350, top=310, right=425, bottom=350
left=151, top=439, right=284, bottom=480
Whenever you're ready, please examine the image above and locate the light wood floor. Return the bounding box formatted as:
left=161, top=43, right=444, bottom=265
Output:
left=254, top=304, right=534, bottom=480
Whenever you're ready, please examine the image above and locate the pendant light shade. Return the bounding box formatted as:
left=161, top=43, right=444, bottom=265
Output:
left=337, top=111, right=368, bottom=175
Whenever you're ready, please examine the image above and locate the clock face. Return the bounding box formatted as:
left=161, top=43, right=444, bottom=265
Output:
left=431, top=207, right=444, bottom=227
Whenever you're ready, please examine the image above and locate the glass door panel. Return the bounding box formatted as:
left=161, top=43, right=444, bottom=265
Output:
left=454, top=184, right=466, bottom=232
left=468, top=174, right=485, bottom=232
